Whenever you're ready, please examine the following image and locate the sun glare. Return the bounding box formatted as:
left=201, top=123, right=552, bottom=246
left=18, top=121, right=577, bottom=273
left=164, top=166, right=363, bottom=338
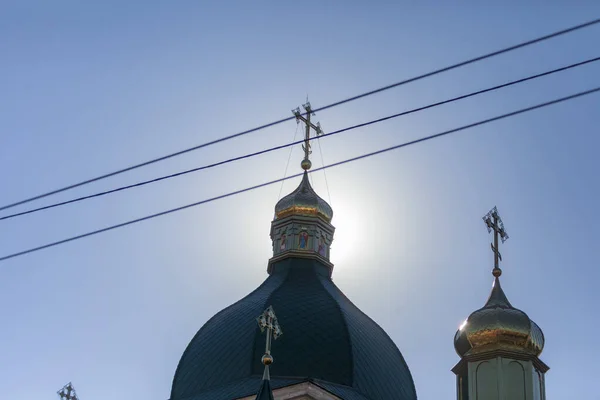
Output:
left=330, top=201, right=362, bottom=266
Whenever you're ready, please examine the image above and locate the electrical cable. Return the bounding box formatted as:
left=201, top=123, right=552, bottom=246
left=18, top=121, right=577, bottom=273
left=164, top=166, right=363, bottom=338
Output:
left=277, top=123, right=300, bottom=201
left=317, top=135, right=332, bottom=206
left=1, top=86, right=598, bottom=262
left=1, top=18, right=598, bottom=213
left=2, top=56, right=598, bottom=222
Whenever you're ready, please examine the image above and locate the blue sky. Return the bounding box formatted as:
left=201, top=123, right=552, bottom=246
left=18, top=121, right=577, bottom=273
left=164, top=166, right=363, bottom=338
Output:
left=1, top=2, right=599, bottom=399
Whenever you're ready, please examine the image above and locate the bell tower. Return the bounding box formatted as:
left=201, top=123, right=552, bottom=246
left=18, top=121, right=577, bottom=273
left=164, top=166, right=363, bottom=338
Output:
left=452, top=207, right=548, bottom=400
left=268, top=102, right=335, bottom=275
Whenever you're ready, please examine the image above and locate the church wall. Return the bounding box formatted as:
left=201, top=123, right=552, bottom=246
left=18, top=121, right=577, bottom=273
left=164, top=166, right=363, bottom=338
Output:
left=473, top=360, right=499, bottom=400
left=237, top=381, right=341, bottom=400
left=504, top=360, right=526, bottom=400
left=466, top=357, right=543, bottom=400
left=457, top=374, right=469, bottom=400
left=532, top=365, right=546, bottom=400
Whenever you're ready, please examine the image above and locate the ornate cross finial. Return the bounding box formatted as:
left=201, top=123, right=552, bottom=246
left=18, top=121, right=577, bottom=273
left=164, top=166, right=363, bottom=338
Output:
left=292, top=101, right=323, bottom=171
left=483, top=206, right=509, bottom=277
left=57, top=382, right=79, bottom=400
left=256, top=305, right=283, bottom=380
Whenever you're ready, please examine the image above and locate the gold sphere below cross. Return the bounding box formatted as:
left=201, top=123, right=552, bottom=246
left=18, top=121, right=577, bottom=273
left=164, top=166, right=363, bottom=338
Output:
left=262, top=354, right=274, bottom=365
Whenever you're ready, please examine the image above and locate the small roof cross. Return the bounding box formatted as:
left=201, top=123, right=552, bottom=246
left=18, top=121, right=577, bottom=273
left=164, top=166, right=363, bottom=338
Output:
left=256, top=305, right=283, bottom=380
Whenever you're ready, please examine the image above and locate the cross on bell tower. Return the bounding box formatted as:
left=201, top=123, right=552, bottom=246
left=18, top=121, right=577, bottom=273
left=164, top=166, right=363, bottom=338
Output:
left=57, top=382, right=79, bottom=400
left=292, top=101, right=323, bottom=171
left=483, top=206, right=509, bottom=277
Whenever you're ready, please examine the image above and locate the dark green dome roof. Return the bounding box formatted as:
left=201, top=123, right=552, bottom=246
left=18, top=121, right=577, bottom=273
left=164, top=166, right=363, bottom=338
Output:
left=170, top=258, right=417, bottom=400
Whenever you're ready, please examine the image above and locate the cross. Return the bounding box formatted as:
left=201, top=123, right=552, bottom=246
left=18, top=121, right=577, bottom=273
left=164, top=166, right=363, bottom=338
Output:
left=292, top=101, right=323, bottom=171
left=256, top=305, right=283, bottom=378
left=57, top=382, right=78, bottom=400
left=483, top=206, right=509, bottom=277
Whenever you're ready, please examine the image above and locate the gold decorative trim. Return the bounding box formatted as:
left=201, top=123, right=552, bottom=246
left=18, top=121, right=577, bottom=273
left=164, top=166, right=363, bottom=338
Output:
left=452, top=348, right=550, bottom=375
left=276, top=206, right=332, bottom=222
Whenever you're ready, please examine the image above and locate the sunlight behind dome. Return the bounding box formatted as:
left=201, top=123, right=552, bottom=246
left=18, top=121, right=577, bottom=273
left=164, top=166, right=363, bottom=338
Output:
left=329, top=199, right=362, bottom=267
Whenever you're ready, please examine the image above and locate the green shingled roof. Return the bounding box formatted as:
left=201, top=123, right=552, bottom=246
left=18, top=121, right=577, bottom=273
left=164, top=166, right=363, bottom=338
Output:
left=170, top=257, right=417, bottom=400
left=254, top=379, right=274, bottom=400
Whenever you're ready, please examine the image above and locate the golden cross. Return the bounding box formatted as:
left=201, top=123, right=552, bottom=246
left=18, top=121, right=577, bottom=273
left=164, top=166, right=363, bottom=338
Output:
left=292, top=102, right=323, bottom=171
left=483, top=206, right=509, bottom=277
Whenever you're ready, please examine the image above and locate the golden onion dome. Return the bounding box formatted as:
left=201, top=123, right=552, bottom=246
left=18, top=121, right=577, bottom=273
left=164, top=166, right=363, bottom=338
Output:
left=454, top=273, right=545, bottom=358
left=275, top=171, right=333, bottom=222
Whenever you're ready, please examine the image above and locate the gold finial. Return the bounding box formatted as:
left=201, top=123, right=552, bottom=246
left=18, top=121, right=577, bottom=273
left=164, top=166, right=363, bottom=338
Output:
left=261, top=354, right=273, bottom=366
left=301, top=159, right=312, bottom=171
left=483, top=206, right=509, bottom=277
left=292, top=101, right=323, bottom=171
left=256, top=306, right=283, bottom=379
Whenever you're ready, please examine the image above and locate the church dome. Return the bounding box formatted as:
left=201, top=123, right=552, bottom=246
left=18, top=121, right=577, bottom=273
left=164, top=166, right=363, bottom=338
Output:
left=170, top=258, right=417, bottom=400
left=454, top=274, right=545, bottom=358
left=274, top=171, right=333, bottom=222
left=171, top=109, right=415, bottom=400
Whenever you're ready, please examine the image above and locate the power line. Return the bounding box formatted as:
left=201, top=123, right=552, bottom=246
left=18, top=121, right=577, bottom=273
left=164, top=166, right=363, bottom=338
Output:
left=1, top=86, right=598, bottom=262
left=2, top=56, right=598, bottom=222
left=1, top=18, right=598, bottom=213
left=316, top=134, right=332, bottom=206
left=277, top=123, right=300, bottom=201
